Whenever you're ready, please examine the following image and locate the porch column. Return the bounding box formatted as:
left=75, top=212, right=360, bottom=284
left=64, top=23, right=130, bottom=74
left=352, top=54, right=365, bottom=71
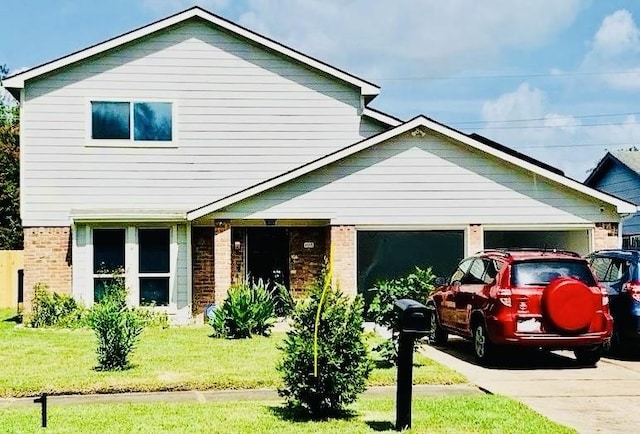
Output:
left=467, top=224, right=483, bottom=255
left=330, top=225, right=357, bottom=296
left=594, top=222, right=620, bottom=250
left=214, top=220, right=232, bottom=303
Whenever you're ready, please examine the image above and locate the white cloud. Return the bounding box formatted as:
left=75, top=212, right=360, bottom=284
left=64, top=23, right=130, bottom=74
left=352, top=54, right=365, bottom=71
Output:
left=481, top=83, right=546, bottom=123
left=478, top=83, right=640, bottom=180
left=235, top=0, right=582, bottom=78
left=583, top=9, right=640, bottom=90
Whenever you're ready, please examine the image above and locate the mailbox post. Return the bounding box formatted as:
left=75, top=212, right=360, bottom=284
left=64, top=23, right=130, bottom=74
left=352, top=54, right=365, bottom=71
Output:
left=393, top=299, right=430, bottom=431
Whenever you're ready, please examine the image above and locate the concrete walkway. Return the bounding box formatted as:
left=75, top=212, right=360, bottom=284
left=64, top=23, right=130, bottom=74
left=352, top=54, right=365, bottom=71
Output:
left=421, top=338, right=640, bottom=434
left=0, top=384, right=481, bottom=409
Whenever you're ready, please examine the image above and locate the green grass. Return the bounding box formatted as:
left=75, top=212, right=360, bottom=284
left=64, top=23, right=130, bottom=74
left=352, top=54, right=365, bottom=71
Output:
left=0, top=395, right=575, bottom=434
left=0, top=309, right=464, bottom=397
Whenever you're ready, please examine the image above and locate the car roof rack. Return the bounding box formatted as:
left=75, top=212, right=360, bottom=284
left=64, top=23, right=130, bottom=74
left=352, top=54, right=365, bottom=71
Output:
left=475, top=248, right=581, bottom=258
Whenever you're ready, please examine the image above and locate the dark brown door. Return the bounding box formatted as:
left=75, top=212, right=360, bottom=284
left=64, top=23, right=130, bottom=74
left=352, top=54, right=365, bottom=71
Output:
left=246, top=227, right=289, bottom=289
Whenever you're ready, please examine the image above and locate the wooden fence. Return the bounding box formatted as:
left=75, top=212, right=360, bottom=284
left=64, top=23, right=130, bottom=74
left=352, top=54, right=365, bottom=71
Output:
left=0, top=250, right=23, bottom=308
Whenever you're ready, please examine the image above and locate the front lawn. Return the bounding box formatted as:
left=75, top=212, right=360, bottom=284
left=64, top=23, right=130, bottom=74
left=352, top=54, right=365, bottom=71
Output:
left=0, top=309, right=465, bottom=397
left=0, top=395, right=575, bottom=433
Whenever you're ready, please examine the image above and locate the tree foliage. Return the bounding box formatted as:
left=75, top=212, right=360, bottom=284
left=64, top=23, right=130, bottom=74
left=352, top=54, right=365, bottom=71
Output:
left=0, top=64, right=22, bottom=250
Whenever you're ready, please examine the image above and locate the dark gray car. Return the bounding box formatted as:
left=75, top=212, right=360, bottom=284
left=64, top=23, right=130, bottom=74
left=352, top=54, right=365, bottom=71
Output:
left=588, top=249, right=640, bottom=352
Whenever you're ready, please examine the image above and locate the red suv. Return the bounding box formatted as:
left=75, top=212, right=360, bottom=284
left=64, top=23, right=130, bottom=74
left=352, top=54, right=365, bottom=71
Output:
left=427, top=249, right=613, bottom=366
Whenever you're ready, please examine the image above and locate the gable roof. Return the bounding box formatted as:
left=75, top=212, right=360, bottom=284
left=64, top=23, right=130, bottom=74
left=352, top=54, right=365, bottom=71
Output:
left=2, top=6, right=380, bottom=100
left=187, top=116, right=637, bottom=220
left=585, top=150, right=640, bottom=186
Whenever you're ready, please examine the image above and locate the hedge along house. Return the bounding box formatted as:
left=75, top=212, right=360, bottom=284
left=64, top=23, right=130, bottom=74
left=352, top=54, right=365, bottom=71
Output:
left=4, top=7, right=636, bottom=323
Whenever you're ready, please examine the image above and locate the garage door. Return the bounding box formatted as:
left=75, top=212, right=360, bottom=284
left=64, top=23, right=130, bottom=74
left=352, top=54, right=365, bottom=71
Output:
left=357, top=230, right=464, bottom=306
left=484, top=230, right=590, bottom=255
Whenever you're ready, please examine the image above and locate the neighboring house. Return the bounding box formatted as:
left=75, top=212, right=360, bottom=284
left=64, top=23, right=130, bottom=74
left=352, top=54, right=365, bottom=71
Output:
left=585, top=150, right=640, bottom=247
left=3, top=7, right=636, bottom=323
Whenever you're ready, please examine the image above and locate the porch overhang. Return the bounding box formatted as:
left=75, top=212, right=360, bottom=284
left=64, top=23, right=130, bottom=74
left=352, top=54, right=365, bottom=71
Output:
left=70, top=208, right=187, bottom=224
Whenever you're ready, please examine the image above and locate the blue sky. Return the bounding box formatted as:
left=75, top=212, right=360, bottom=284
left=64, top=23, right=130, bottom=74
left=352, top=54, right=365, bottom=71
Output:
left=3, top=0, right=640, bottom=180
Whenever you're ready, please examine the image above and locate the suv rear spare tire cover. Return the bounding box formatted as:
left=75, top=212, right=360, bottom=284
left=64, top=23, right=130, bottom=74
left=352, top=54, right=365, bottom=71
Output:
left=542, top=277, right=595, bottom=333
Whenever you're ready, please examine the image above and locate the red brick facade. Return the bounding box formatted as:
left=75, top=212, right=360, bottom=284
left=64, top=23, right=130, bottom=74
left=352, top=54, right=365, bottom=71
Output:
left=214, top=220, right=232, bottom=303
left=23, top=227, right=73, bottom=312
left=330, top=225, right=357, bottom=296
left=594, top=222, right=620, bottom=250
left=231, top=227, right=246, bottom=286
left=191, top=226, right=215, bottom=314
left=289, top=227, right=328, bottom=296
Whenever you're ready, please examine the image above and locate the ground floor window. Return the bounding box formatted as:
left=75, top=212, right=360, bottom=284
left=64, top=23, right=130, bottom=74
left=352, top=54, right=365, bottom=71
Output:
left=357, top=230, right=464, bottom=306
left=91, top=226, right=172, bottom=306
left=93, top=228, right=125, bottom=302
left=139, top=228, right=170, bottom=306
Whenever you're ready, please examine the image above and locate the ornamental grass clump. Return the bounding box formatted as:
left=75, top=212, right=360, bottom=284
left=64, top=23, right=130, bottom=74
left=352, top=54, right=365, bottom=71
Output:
left=86, top=279, right=144, bottom=371
left=278, top=273, right=373, bottom=419
left=209, top=279, right=276, bottom=338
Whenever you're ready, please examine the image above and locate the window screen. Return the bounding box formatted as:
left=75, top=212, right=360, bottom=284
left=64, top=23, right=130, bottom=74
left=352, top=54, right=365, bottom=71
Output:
left=93, top=229, right=125, bottom=273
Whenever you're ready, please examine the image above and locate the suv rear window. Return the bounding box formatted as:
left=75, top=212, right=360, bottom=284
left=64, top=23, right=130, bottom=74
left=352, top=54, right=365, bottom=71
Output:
left=511, top=260, right=596, bottom=286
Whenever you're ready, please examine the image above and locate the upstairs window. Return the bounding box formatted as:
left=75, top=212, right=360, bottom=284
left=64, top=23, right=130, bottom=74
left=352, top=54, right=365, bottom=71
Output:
left=91, top=101, right=172, bottom=141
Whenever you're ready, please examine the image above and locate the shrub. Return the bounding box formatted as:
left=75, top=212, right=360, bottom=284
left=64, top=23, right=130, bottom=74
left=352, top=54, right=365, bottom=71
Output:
left=26, top=283, right=86, bottom=328
left=278, top=274, right=373, bottom=419
left=272, top=282, right=295, bottom=317
left=86, top=279, right=144, bottom=371
left=367, top=266, right=436, bottom=365
left=132, top=306, right=169, bottom=329
left=209, top=279, right=276, bottom=338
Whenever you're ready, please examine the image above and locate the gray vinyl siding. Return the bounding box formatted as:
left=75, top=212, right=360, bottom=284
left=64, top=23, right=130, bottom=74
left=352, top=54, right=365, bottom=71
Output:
left=217, top=131, right=618, bottom=225
left=591, top=162, right=640, bottom=236
left=592, top=163, right=640, bottom=204
left=176, top=223, right=188, bottom=308
left=21, top=19, right=372, bottom=226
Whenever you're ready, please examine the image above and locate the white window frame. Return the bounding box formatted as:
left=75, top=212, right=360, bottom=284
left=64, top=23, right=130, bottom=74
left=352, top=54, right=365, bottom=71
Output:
left=86, top=224, right=177, bottom=310
left=85, top=98, right=178, bottom=148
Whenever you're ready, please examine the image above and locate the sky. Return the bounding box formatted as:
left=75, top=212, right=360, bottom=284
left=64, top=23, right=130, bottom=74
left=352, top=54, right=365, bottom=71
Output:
left=3, top=0, right=640, bottom=181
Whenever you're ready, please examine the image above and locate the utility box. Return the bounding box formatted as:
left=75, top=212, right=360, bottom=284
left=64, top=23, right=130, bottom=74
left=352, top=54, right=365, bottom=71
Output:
left=393, top=298, right=430, bottom=336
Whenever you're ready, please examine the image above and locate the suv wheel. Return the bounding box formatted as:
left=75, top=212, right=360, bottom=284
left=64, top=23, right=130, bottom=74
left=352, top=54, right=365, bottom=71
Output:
left=428, top=310, right=448, bottom=346
left=473, top=322, right=494, bottom=365
left=574, top=346, right=602, bottom=366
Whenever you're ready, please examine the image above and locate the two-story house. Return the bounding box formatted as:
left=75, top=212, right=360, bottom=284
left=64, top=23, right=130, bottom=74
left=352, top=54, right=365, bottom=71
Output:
left=4, top=7, right=635, bottom=323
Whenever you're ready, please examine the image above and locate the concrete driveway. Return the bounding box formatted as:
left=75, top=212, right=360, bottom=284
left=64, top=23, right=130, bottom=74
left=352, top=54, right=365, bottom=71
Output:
left=421, top=338, right=640, bottom=433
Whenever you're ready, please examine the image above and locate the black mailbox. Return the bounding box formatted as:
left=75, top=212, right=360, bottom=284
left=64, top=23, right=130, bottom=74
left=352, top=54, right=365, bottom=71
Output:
left=394, top=299, right=430, bottom=336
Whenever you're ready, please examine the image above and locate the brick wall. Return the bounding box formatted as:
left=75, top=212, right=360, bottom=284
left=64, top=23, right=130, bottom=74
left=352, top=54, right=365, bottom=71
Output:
left=23, top=227, right=72, bottom=312
left=468, top=224, right=483, bottom=255
left=330, top=225, right=357, bottom=296
left=214, top=220, right=232, bottom=303
left=192, top=226, right=215, bottom=314
left=594, top=222, right=620, bottom=250
left=289, top=227, right=328, bottom=296
left=231, top=227, right=246, bottom=286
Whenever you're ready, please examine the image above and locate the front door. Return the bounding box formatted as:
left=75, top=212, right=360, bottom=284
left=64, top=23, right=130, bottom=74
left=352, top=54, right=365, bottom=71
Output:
left=246, top=227, right=289, bottom=289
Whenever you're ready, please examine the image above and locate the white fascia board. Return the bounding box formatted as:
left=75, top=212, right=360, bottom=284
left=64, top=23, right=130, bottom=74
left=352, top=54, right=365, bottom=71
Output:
left=187, top=115, right=636, bottom=220
left=70, top=209, right=187, bottom=223
left=3, top=8, right=379, bottom=98
left=362, top=108, right=402, bottom=127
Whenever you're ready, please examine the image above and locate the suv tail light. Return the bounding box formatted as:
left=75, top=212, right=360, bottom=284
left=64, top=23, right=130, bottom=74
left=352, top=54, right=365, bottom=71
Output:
left=496, top=289, right=512, bottom=307
left=624, top=282, right=640, bottom=303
